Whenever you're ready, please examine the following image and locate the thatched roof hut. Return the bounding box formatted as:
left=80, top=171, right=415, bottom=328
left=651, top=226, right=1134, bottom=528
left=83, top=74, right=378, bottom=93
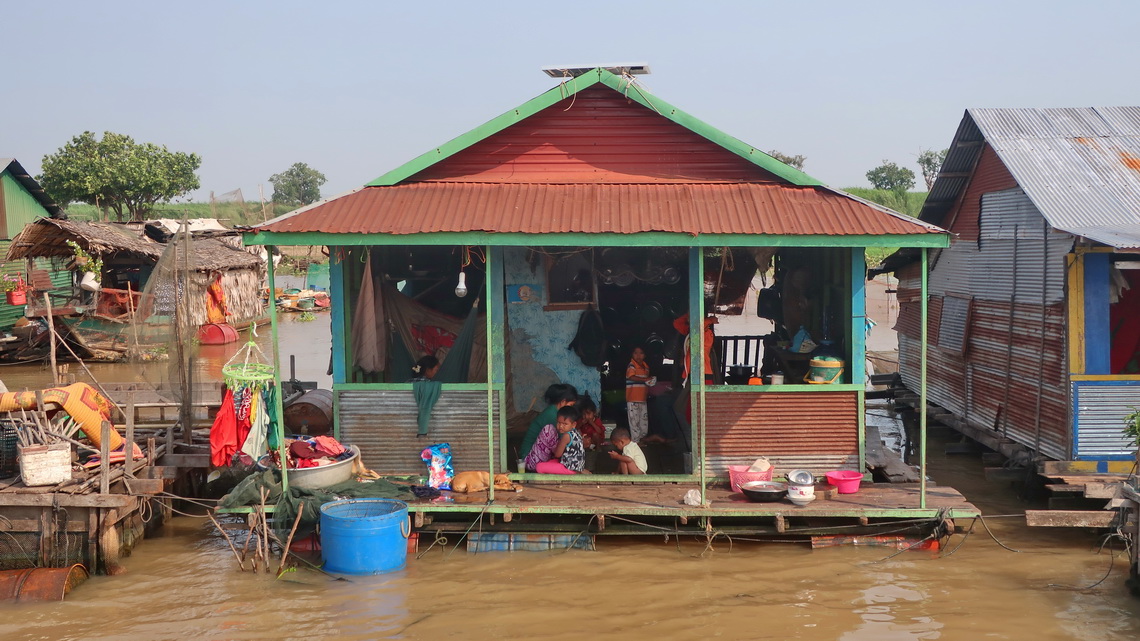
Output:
left=5, top=218, right=260, bottom=271
left=5, top=218, right=266, bottom=325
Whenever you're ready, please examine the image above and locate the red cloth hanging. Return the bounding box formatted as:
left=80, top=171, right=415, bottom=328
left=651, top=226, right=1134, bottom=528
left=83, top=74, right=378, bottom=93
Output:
left=210, top=389, right=254, bottom=467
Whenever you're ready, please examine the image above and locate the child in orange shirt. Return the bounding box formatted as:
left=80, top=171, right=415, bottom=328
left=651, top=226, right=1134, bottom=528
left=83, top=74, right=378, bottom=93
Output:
left=625, top=347, right=651, bottom=442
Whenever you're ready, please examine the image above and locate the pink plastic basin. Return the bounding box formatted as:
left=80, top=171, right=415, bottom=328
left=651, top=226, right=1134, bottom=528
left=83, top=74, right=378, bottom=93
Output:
left=825, top=470, right=863, bottom=494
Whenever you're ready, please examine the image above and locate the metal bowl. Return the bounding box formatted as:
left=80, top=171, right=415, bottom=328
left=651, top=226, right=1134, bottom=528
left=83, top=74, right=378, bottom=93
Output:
left=740, top=480, right=787, bottom=502
left=786, top=469, right=815, bottom=486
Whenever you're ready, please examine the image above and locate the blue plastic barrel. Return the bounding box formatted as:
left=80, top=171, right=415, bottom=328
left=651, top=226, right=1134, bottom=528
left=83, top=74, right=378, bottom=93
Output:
left=319, top=499, right=410, bottom=575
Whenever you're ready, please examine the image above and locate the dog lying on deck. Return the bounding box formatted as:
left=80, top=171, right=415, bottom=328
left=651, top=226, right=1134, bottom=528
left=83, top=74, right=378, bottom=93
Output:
left=449, top=472, right=522, bottom=493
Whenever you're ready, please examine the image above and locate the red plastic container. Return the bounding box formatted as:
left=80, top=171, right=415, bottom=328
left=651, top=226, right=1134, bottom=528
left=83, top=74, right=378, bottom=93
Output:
left=825, top=470, right=864, bottom=494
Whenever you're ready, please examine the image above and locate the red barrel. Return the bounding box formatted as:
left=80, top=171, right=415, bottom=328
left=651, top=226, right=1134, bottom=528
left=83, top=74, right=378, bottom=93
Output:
left=0, top=565, right=89, bottom=602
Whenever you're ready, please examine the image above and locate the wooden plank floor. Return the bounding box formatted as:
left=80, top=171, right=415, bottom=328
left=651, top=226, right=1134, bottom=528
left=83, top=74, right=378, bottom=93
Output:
left=409, top=482, right=979, bottom=520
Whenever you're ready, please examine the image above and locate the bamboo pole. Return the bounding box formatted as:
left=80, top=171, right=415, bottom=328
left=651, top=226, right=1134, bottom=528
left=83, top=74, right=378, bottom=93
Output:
left=99, top=420, right=111, bottom=495
left=124, top=399, right=136, bottom=479
left=278, top=508, right=305, bottom=574
left=208, top=512, right=246, bottom=571
left=43, top=294, right=59, bottom=386
left=265, top=246, right=290, bottom=493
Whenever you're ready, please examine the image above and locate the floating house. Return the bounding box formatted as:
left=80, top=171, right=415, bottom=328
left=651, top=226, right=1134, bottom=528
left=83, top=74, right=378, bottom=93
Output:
left=878, top=107, right=1140, bottom=469
left=245, top=68, right=972, bottom=533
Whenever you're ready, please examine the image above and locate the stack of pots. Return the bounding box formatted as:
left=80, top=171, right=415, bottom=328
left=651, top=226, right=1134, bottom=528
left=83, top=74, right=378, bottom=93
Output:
left=786, top=469, right=815, bottom=506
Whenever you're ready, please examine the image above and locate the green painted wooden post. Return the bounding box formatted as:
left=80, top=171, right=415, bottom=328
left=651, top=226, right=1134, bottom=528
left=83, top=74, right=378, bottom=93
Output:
left=690, top=248, right=707, bottom=504
left=487, top=246, right=508, bottom=473
left=920, top=248, right=929, bottom=508
left=485, top=245, right=497, bottom=503
left=266, top=245, right=290, bottom=493
left=851, top=248, right=867, bottom=470
left=329, top=247, right=346, bottom=439
left=329, top=247, right=347, bottom=385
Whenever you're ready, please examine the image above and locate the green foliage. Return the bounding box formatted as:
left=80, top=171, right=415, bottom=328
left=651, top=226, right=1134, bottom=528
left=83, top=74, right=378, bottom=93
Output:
left=767, top=149, right=806, bottom=170
left=66, top=240, right=103, bottom=274
left=843, top=188, right=929, bottom=267
left=1124, top=407, right=1140, bottom=447
left=865, top=160, right=916, bottom=192
left=39, top=131, right=201, bottom=222
left=917, top=148, right=948, bottom=190
left=269, top=162, right=327, bottom=206
left=844, top=187, right=927, bottom=217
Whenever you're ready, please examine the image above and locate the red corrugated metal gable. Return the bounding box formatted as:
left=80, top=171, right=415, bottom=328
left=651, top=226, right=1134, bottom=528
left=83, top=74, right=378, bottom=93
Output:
left=945, top=144, right=1017, bottom=241
left=406, top=87, right=782, bottom=184
left=257, top=182, right=940, bottom=236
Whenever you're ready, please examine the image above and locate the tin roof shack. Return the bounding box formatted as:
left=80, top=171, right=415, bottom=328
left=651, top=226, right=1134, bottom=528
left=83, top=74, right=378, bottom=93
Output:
left=5, top=218, right=265, bottom=356
left=0, top=159, right=69, bottom=331
left=879, top=107, right=1140, bottom=468
left=244, top=69, right=966, bottom=529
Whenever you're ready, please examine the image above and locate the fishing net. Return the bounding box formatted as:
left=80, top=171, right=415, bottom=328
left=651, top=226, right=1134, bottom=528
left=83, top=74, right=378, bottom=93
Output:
left=127, top=223, right=209, bottom=430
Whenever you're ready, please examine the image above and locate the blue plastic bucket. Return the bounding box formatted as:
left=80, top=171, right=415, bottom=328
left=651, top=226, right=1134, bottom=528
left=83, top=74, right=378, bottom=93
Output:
left=319, top=499, right=410, bottom=575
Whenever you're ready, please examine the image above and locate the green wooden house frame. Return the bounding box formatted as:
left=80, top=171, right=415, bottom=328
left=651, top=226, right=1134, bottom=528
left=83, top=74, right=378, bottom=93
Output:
left=244, top=68, right=952, bottom=514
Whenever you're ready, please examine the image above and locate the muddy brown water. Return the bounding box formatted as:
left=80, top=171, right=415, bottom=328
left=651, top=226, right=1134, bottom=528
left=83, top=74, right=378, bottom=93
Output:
left=2, top=314, right=1139, bottom=639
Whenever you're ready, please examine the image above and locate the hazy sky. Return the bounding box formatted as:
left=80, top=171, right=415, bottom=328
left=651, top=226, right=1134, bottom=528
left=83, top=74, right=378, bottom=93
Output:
left=5, top=1, right=1138, bottom=204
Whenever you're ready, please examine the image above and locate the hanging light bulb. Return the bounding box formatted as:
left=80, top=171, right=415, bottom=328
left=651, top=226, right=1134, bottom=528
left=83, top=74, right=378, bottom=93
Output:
left=455, top=270, right=468, bottom=297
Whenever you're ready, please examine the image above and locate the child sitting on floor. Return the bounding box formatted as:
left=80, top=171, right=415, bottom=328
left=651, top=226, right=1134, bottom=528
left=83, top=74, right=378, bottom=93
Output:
left=576, top=396, right=606, bottom=450
left=529, top=406, right=585, bottom=474
left=608, top=427, right=647, bottom=475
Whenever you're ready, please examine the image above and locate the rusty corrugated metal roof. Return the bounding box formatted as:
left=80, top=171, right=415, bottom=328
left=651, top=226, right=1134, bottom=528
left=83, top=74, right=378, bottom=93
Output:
left=922, top=107, right=1140, bottom=249
left=254, top=182, right=942, bottom=237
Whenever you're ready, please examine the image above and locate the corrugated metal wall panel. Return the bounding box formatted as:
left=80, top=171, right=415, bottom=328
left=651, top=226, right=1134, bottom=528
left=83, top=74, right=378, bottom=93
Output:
left=927, top=295, right=944, bottom=345
left=338, top=389, right=502, bottom=475
left=938, top=295, right=970, bottom=352
left=927, top=192, right=1072, bottom=306
left=1073, top=382, right=1140, bottom=459
left=2, top=173, right=51, bottom=238
left=0, top=240, right=25, bottom=330
left=897, top=179, right=1076, bottom=460
left=704, top=391, right=859, bottom=475
left=707, top=454, right=858, bottom=477
left=898, top=300, right=1070, bottom=460
left=943, top=145, right=1018, bottom=241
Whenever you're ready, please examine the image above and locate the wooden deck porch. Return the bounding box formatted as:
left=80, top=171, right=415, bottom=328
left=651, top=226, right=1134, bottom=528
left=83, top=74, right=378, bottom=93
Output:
left=407, top=481, right=980, bottom=538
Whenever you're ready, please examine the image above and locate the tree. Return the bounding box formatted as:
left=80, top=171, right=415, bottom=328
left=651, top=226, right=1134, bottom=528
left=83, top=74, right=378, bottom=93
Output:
left=865, top=160, right=916, bottom=192
left=768, top=149, right=806, bottom=170
left=39, top=131, right=201, bottom=222
left=916, top=148, right=948, bottom=190
left=269, top=162, right=327, bottom=206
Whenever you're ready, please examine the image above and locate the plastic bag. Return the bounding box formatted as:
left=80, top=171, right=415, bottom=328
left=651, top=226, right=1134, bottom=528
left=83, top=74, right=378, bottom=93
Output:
left=420, top=443, right=454, bottom=490
left=791, top=326, right=816, bottom=353
left=746, top=457, right=771, bottom=473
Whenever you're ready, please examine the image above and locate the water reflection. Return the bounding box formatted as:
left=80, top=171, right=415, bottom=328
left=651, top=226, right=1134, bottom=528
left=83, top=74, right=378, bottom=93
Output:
left=0, top=313, right=332, bottom=392
left=843, top=573, right=943, bottom=641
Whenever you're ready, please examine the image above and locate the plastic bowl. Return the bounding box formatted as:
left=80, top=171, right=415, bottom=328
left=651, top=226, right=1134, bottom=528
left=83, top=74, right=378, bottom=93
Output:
left=825, top=470, right=864, bottom=494
left=788, top=494, right=816, bottom=506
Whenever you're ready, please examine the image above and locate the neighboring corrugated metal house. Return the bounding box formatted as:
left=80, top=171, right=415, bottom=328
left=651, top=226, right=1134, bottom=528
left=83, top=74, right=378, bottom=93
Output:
left=0, top=158, right=66, bottom=331
left=882, top=107, right=1140, bottom=463
left=244, top=68, right=950, bottom=497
